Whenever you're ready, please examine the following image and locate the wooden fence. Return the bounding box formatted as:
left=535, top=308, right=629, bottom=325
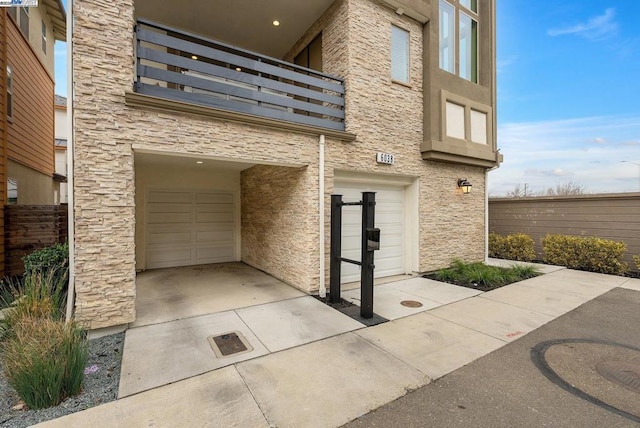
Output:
left=489, top=193, right=640, bottom=271
left=4, top=204, right=68, bottom=277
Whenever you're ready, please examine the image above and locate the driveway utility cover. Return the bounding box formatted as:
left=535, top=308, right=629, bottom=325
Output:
left=532, top=339, right=640, bottom=420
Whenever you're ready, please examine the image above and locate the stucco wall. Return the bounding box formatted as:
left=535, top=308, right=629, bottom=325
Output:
left=7, top=160, right=56, bottom=205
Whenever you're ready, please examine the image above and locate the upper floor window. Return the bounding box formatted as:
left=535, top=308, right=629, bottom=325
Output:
left=7, top=6, right=17, bottom=21
left=20, top=6, right=29, bottom=39
left=41, top=20, right=47, bottom=54
left=7, top=65, right=13, bottom=120
left=391, top=25, right=410, bottom=83
left=439, top=0, right=478, bottom=83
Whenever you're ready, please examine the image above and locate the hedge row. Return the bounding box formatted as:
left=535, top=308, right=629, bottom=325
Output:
left=489, top=232, right=633, bottom=276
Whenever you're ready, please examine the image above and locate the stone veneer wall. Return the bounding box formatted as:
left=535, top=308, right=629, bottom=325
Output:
left=73, top=0, right=322, bottom=328
left=241, top=165, right=319, bottom=291
left=289, top=0, right=486, bottom=274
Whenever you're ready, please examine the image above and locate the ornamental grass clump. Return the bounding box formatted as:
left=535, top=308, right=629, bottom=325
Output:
left=2, top=316, right=87, bottom=409
left=1, top=267, right=68, bottom=339
left=433, top=259, right=540, bottom=291
left=1, top=243, right=87, bottom=410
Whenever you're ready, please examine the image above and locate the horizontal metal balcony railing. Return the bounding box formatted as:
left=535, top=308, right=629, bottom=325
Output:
left=134, top=20, right=346, bottom=131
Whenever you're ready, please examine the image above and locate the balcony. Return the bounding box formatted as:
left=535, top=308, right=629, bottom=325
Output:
left=134, top=20, right=346, bottom=132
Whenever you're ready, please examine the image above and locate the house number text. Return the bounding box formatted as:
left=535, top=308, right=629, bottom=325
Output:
left=376, top=152, right=395, bottom=165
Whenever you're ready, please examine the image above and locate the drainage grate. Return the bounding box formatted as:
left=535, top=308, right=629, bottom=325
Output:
left=400, top=300, right=423, bottom=308
left=596, top=361, right=640, bottom=394
left=208, top=331, right=253, bottom=358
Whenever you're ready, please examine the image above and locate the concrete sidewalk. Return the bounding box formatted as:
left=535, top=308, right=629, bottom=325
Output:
left=35, top=267, right=636, bottom=428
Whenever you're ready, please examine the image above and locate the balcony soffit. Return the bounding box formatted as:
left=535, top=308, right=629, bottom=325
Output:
left=135, top=0, right=335, bottom=58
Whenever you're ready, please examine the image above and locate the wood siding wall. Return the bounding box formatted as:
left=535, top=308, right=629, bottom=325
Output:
left=489, top=193, right=640, bottom=271
left=6, top=16, right=54, bottom=176
left=4, top=204, right=67, bottom=276
left=0, top=11, right=8, bottom=274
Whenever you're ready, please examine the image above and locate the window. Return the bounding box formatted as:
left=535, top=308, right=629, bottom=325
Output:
left=7, top=178, right=17, bottom=205
left=7, top=6, right=16, bottom=21
left=20, top=6, right=29, bottom=39
left=439, top=0, right=478, bottom=83
left=42, top=20, right=47, bottom=54
left=443, top=90, right=491, bottom=145
left=439, top=1, right=455, bottom=74
left=7, top=65, right=13, bottom=119
left=391, top=26, right=410, bottom=83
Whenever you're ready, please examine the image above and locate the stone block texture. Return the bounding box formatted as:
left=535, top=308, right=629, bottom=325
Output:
left=73, top=0, right=489, bottom=328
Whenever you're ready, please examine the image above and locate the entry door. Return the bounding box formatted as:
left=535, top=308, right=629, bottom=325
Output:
left=333, top=182, right=406, bottom=283
left=145, top=190, right=237, bottom=269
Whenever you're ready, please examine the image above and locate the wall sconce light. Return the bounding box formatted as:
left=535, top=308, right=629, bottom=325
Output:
left=457, top=178, right=472, bottom=194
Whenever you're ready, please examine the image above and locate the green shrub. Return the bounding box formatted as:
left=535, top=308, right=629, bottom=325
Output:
left=542, top=234, right=628, bottom=275
left=23, top=242, right=69, bottom=279
left=2, top=316, right=87, bottom=409
left=489, top=232, right=536, bottom=262
left=634, top=255, right=640, bottom=271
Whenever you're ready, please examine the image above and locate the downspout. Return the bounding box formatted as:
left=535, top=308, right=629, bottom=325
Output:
left=65, top=0, right=75, bottom=321
left=485, top=0, right=498, bottom=264
left=318, top=135, right=326, bottom=297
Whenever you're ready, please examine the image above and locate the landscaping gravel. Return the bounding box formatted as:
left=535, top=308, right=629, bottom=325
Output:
left=0, top=332, right=124, bottom=428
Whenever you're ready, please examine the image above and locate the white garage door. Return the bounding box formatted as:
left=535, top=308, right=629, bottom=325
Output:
left=334, top=182, right=406, bottom=283
left=146, top=190, right=237, bottom=269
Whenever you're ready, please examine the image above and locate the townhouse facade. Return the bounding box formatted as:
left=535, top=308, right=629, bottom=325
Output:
left=0, top=1, right=66, bottom=273
left=71, top=0, right=500, bottom=329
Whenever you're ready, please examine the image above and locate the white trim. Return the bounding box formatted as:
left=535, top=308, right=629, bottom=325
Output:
left=65, top=0, right=75, bottom=322
left=318, top=135, right=326, bottom=297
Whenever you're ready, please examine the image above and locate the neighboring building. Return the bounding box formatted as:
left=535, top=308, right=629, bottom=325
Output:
left=54, top=94, right=68, bottom=203
left=0, top=2, right=66, bottom=272
left=71, top=0, right=501, bottom=329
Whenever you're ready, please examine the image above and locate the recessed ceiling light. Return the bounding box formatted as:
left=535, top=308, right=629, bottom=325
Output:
left=196, top=161, right=204, bottom=164
left=191, top=55, right=198, bottom=60
left=272, top=20, right=280, bottom=26
left=235, top=67, right=242, bottom=72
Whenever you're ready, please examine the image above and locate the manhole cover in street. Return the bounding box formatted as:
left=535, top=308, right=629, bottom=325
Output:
left=208, top=331, right=253, bottom=358
left=596, top=362, right=640, bottom=394
left=400, top=300, right=423, bottom=308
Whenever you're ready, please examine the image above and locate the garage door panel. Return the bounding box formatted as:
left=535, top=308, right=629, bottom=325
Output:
left=196, top=193, right=234, bottom=204
left=196, top=212, right=234, bottom=223
left=147, top=247, right=194, bottom=268
left=148, top=230, right=192, bottom=245
left=149, top=191, right=194, bottom=203
left=148, top=212, right=193, bottom=224
left=196, top=229, right=234, bottom=242
left=146, top=189, right=237, bottom=269
left=147, top=203, right=193, bottom=214
left=196, top=246, right=236, bottom=264
left=196, top=203, right=234, bottom=213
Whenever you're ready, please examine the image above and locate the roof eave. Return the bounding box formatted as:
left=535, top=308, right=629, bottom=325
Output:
left=43, top=0, right=67, bottom=41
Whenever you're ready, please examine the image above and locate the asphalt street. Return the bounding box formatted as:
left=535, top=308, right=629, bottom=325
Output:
left=344, top=287, right=640, bottom=427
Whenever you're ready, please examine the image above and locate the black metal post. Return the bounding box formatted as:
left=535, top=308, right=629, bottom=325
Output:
left=360, top=192, right=376, bottom=318
left=329, top=194, right=342, bottom=303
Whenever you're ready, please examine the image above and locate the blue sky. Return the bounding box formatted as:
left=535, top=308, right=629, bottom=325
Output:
left=492, top=1, right=640, bottom=195
left=53, top=1, right=640, bottom=194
